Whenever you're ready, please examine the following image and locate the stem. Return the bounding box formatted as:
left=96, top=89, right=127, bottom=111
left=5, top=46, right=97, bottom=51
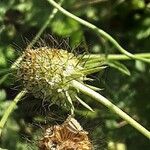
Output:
left=83, top=53, right=150, bottom=61
left=71, top=80, right=150, bottom=139
left=27, top=0, right=64, bottom=48
left=47, top=0, right=150, bottom=64
left=0, top=90, right=27, bottom=136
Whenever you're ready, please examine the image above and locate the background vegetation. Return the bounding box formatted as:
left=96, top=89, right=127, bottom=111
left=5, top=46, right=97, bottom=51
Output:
left=0, top=0, right=150, bottom=149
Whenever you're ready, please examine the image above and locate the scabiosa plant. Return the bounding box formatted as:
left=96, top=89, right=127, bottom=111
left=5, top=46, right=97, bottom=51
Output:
left=1, top=42, right=149, bottom=139
left=1, top=43, right=150, bottom=140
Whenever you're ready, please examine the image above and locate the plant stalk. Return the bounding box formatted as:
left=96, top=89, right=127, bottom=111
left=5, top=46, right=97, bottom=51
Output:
left=47, top=0, right=150, bottom=64
left=27, top=0, right=64, bottom=48
left=83, top=53, right=150, bottom=61
left=0, top=90, right=27, bottom=136
left=71, top=80, right=150, bottom=139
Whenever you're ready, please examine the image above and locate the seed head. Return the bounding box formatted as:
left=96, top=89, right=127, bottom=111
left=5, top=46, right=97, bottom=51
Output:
left=17, top=46, right=104, bottom=112
left=17, top=47, right=83, bottom=100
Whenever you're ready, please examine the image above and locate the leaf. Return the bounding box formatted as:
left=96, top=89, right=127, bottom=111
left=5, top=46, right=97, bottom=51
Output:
left=106, top=60, right=131, bottom=76
left=75, top=96, right=94, bottom=112
left=80, top=66, right=107, bottom=75
left=84, top=84, right=103, bottom=91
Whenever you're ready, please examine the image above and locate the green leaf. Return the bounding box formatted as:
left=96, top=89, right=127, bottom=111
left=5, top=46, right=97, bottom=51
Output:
left=80, top=66, right=107, bottom=75
left=107, top=61, right=131, bottom=76
left=75, top=96, right=94, bottom=112
left=83, top=59, right=104, bottom=68
left=84, top=84, right=103, bottom=91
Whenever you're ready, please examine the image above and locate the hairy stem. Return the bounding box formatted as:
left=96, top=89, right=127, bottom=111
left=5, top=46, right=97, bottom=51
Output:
left=47, top=0, right=150, bottom=64
left=0, top=90, right=27, bottom=136
left=71, top=80, right=150, bottom=139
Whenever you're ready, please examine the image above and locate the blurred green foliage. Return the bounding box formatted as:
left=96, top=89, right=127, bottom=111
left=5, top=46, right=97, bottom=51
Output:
left=0, top=0, right=150, bottom=149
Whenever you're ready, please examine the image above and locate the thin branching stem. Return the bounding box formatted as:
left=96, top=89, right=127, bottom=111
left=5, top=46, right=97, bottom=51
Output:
left=71, top=80, right=150, bottom=139
left=27, top=0, right=64, bottom=48
left=83, top=53, right=150, bottom=61
left=0, top=90, right=27, bottom=136
left=47, top=0, right=150, bottom=64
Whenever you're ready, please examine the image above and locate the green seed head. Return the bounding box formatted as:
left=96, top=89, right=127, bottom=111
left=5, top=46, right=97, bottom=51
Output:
left=17, top=46, right=104, bottom=112
left=17, top=47, right=84, bottom=102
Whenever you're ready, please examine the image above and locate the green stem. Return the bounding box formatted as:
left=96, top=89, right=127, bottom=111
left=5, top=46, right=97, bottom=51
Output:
left=0, top=90, right=27, bottom=136
left=27, top=0, right=64, bottom=48
left=83, top=53, right=150, bottom=61
left=47, top=0, right=150, bottom=64
left=71, top=80, right=150, bottom=139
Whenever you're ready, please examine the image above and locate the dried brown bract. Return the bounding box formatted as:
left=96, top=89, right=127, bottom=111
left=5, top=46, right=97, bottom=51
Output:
left=38, top=115, right=93, bottom=150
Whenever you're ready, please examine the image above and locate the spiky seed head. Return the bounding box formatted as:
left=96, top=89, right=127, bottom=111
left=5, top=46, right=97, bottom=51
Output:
left=16, top=46, right=104, bottom=111
left=17, top=47, right=84, bottom=102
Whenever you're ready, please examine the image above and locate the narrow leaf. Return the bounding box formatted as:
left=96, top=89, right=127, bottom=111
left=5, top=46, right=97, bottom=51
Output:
left=80, top=66, right=107, bottom=75
left=84, top=84, right=103, bottom=91
left=75, top=96, right=94, bottom=112
left=107, top=60, right=131, bottom=76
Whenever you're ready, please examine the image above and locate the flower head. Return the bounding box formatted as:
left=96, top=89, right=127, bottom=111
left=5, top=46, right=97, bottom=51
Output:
left=17, top=46, right=104, bottom=112
left=38, top=115, right=93, bottom=150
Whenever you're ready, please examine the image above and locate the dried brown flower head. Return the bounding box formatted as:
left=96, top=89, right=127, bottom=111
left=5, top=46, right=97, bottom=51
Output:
left=38, top=116, right=93, bottom=150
